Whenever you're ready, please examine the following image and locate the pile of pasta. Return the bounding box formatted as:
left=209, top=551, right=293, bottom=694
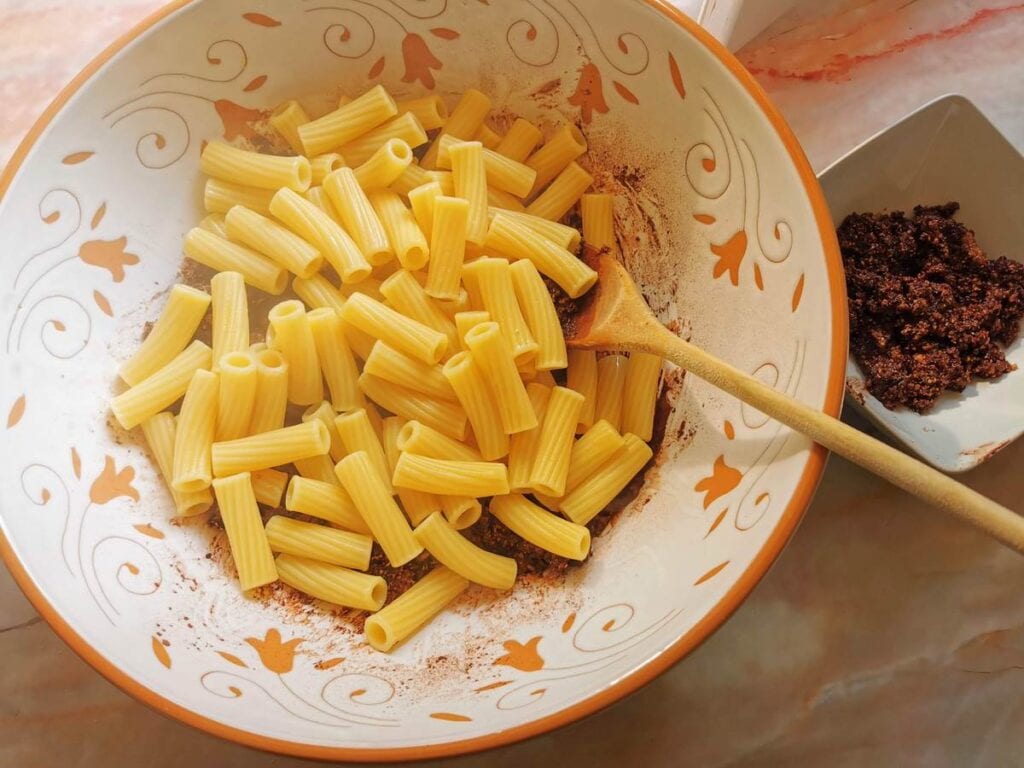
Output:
left=110, top=85, right=663, bottom=653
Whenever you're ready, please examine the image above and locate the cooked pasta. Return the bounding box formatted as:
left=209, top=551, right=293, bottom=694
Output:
left=422, top=88, right=491, bottom=168
left=338, top=112, right=428, bottom=167
left=123, top=82, right=665, bottom=655
left=366, top=189, right=429, bottom=271
left=306, top=308, right=362, bottom=412
left=341, top=293, right=447, bottom=365
left=485, top=213, right=597, bottom=298
left=358, top=373, right=467, bottom=442
left=204, top=178, right=275, bottom=217
left=439, top=495, right=482, bottom=530
left=496, top=118, right=543, bottom=162
left=441, top=351, right=508, bottom=460
left=486, top=186, right=527, bottom=213
left=396, top=420, right=482, bottom=462
left=212, top=420, right=330, bottom=476
left=364, top=342, right=456, bottom=402
left=621, top=352, right=663, bottom=441
left=506, top=383, right=551, bottom=491
left=140, top=413, right=214, bottom=517
left=112, top=340, right=212, bottom=430
left=354, top=138, right=413, bottom=189
left=268, top=300, right=323, bottom=406
left=533, top=419, right=626, bottom=510
left=364, top=566, right=468, bottom=652
left=490, top=494, right=590, bottom=560
left=323, top=167, right=393, bottom=265
left=276, top=553, right=385, bottom=611
left=526, top=161, right=595, bottom=221
left=566, top=349, right=598, bottom=433
left=526, top=124, right=587, bottom=194
left=393, top=453, right=509, bottom=497
left=225, top=205, right=323, bottom=279
left=378, top=269, right=458, bottom=351
left=183, top=228, right=287, bottom=295
left=425, top=196, right=470, bottom=301
left=396, top=95, right=448, bottom=131
left=391, top=162, right=433, bottom=198
left=454, top=310, right=491, bottom=350
left=265, top=516, right=372, bottom=570
left=491, top=208, right=581, bottom=252
left=248, top=349, right=289, bottom=434
left=310, top=153, right=346, bottom=185
left=209, top=271, right=249, bottom=368
left=594, top=354, right=628, bottom=431
left=301, top=401, right=347, bottom=462
left=335, top=451, right=422, bottom=567
left=529, top=386, right=585, bottom=497
left=509, top=259, right=567, bottom=370
left=215, top=351, right=258, bottom=441
left=580, top=193, right=617, bottom=253
left=463, top=257, right=537, bottom=361
left=212, top=472, right=277, bottom=591
left=269, top=187, right=371, bottom=284
left=292, top=273, right=346, bottom=314
left=285, top=475, right=370, bottom=534
left=413, top=512, right=516, bottom=589
left=335, top=409, right=392, bottom=494
left=437, top=135, right=537, bottom=198
left=119, top=284, right=210, bottom=386
left=561, top=434, right=653, bottom=525
left=298, top=84, right=397, bottom=156
left=201, top=141, right=311, bottom=192
left=250, top=467, right=289, bottom=508
left=269, top=100, right=310, bottom=155
left=463, top=322, right=536, bottom=434
left=293, top=454, right=339, bottom=486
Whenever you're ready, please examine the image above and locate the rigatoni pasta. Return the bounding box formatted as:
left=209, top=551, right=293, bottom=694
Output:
left=298, top=84, right=397, bottom=156
left=335, top=451, right=422, bottom=567
left=119, top=284, right=210, bottom=386
left=112, top=340, right=212, bottom=430
left=265, top=516, right=372, bottom=570
left=306, top=308, right=362, bottom=412
left=276, top=553, right=386, bottom=611
left=183, top=228, right=288, bottom=295
left=201, top=141, right=311, bottom=192
left=215, top=351, right=258, bottom=441
left=269, top=187, right=371, bottom=284
left=118, top=83, right=664, bottom=656
left=210, top=271, right=249, bottom=367
left=213, top=472, right=277, bottom=591
left=212, top=420, right=330, bottom=476
left=225, top=205, right=323, bottom=280
left=364, top=566, right=468, bottom=652
left=141, top=413, right=214, bottom=517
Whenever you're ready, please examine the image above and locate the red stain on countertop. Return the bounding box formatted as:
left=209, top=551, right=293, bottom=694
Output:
left=742, top=5, right=1024, bottom=82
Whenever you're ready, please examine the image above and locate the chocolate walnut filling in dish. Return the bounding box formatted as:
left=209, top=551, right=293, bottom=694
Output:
left=839, top=203, right=1024, bottom=413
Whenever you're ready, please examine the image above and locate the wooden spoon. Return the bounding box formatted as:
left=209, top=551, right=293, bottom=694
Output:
left=566, top=251, right=1024, bottom=554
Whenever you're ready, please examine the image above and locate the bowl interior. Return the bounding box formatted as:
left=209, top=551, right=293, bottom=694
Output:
left=0, top=0, right=842, bottom=758
left=820, top=95, right=1024, bottom=472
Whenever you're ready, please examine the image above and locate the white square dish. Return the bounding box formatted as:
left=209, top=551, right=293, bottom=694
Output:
left=819, top=94, right=1024, bottom=473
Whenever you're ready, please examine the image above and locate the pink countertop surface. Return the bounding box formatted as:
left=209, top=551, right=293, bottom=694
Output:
left=2, top=1, right=1023, bottom=766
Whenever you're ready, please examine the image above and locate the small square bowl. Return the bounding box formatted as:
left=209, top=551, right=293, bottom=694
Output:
left=818, top=94, right=1024, bottom=473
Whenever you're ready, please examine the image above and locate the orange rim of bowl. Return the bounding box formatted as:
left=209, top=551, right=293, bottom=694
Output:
left=0, top=0, right=847, bottom=761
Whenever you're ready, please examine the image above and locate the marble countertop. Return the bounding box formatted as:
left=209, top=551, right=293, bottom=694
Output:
left=2, top=1, right=1023, bottom=766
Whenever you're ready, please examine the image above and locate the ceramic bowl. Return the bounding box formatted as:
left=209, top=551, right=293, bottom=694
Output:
left=0, top=0, right=843, bottom=759
left=819, top=94, right=1024, bottom=473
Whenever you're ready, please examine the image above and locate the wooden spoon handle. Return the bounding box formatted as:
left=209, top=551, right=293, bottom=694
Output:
left=651, top=327, right=1024, bottom=553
